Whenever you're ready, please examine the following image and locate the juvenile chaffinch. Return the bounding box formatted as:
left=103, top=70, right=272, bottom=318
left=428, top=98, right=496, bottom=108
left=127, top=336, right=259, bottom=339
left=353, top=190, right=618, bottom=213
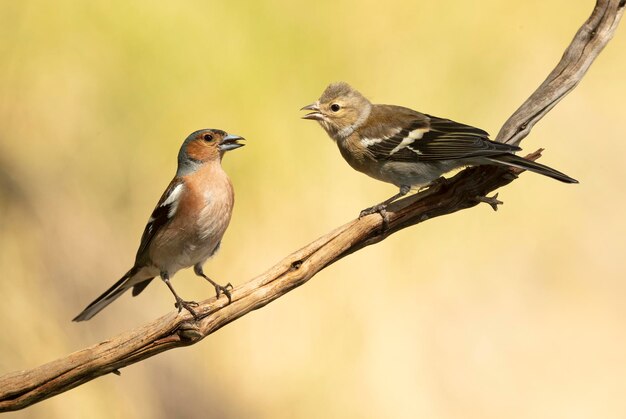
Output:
left=301, top=82, right=577, bottom=216
left=73, top=129, right=244, bottom=321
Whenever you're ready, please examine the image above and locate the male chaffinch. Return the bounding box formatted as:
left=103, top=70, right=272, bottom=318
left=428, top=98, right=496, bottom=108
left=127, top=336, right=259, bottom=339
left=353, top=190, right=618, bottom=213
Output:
left=301, top=82, right=577, bottom=216
left=73, top=129, right=244, bottom=321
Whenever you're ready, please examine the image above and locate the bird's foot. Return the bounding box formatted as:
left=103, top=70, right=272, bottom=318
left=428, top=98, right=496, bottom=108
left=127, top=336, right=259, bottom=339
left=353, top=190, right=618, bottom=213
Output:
left=213, top=282, right=234, bottom=304
left=196, top=268, right=235, bottom=304
left=175, top=299, right=199, bottom=319
left=476, top=193, right=503, bottom=211
left=359, top=204, right=387, bottom=218
left=359, top=203, right=387, bottom=218
left=359, top=204, right=390, bottom=231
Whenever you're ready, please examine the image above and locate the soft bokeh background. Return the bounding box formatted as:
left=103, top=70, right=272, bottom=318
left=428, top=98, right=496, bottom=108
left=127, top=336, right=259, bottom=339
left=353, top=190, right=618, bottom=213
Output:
left=1, top=1, right=625, bottom=418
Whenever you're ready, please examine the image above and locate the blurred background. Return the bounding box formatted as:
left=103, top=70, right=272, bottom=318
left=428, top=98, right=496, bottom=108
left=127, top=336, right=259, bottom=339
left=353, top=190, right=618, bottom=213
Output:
left=1, top=1, right=625, bottom=418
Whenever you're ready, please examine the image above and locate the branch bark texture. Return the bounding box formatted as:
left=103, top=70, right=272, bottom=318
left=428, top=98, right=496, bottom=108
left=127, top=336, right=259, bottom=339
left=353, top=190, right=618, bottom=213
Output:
left=0, top=0, right=623, bottom=411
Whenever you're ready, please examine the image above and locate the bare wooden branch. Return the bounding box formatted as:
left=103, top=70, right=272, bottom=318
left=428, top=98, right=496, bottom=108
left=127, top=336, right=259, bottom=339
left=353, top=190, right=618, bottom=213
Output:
left=496, top=0, right=625, bottom=146
left=0, top=0, right=622, bottom=412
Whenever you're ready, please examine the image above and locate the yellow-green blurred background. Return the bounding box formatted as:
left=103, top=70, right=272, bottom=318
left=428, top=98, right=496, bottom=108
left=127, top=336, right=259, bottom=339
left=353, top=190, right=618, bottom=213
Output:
left=1, top=1, right=625, bottom=418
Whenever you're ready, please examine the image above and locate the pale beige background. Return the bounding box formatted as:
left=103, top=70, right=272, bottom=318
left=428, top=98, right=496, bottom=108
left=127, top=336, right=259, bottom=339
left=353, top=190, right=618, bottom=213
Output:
left=1, top=1, right=625, bottom=418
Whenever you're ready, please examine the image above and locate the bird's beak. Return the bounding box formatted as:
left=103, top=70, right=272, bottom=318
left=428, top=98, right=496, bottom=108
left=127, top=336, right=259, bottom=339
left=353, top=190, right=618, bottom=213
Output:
left=300, top=101, right=324, bottom=120
left=219, top=134, right=245, bottom=151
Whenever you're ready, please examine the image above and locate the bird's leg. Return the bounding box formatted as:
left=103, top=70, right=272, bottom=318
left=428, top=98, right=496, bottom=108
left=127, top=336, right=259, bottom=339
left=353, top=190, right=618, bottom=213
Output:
left=359, top=185, right=411, bottom=219
left=418, top=176, right=447, bottom=193
left=160, top=271, right=198, bottom=318
left=194, top=264, right=233, bottom=304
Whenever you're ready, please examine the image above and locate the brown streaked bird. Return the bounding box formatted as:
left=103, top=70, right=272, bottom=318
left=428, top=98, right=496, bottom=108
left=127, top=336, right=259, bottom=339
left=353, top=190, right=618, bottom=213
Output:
left=301, top=82, right=577, bottom=216
left=73, top=129, right=244, bottom=321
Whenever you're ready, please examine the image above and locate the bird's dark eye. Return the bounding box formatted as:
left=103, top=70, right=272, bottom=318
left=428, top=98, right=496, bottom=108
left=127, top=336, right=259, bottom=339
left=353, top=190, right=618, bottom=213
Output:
left=202, top=133, right=214, bottom=142
left=330, top=103, right=341, bottom=112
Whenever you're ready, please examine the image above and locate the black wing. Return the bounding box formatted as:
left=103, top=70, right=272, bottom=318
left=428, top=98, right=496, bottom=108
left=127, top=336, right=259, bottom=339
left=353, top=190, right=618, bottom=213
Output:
left=366, top=112, right=520, bottom=162
left=412, top=116, right=519, bottom=160
left=134, top=178, right=184, bottom=263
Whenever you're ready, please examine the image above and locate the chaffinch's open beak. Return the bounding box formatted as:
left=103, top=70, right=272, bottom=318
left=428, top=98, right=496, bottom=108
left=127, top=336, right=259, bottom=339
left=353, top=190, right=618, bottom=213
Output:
left=301, top=102, right=324, bottom=120
left=219, top=134, right=245, bottom=152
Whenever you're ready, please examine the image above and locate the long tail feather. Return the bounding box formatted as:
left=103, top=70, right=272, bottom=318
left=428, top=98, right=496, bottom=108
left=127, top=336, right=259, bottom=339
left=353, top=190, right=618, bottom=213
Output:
left=132, top=278, right=154, bottom=296
left=485, top=154, right=578, bottom=184
left=73, top=269, right=135, bottom=322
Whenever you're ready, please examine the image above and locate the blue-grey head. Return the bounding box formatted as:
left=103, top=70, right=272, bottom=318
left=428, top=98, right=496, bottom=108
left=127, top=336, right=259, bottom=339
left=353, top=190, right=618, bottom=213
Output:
left=177, top=129, right=245, bottom=176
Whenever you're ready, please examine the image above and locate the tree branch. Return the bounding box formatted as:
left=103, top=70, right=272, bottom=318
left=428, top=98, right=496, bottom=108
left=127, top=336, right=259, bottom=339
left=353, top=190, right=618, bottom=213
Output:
left=0, top=0, right=622, bottom=412
left=496, top=0, right=624, bottom=145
